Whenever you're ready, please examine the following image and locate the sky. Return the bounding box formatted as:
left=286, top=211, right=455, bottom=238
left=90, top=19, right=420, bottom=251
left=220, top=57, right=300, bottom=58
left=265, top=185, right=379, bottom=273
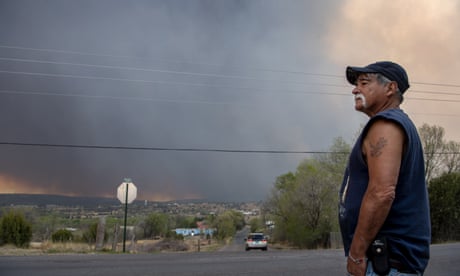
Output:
left=0, top=0, right=459, bottom=202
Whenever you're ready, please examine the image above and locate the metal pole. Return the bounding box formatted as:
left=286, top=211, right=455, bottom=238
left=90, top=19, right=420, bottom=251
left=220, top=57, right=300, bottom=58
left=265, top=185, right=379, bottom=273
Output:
left=123, top=182, right=129, bottom=253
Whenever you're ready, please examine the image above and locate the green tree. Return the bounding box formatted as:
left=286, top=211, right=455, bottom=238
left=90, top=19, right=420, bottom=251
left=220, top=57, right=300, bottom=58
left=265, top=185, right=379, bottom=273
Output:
left=174, top=215, right=195, bottom=228
left=249, top=217, right=264, bottom=233
left=263, top=172, right=296, bottom=242
left=214, top=215, right=234, bottom=240
left=227, top=210, right=245, bottom=231
left=213, top=210, right=245, bottom=240
left=82, top=222, right=107, bottom=245
left=317, top=136, right=351, bottom=175
left=429, top=172, right=460, bottom=242
left=143, top=212, right=168, bottom=239
left=82, top=222, right=97, bottom=244
left=0, top=210, right=33, bottom=248
left=418, top=123, right=460, bottom=183
left=52, top=229, right=74, bottom=243
left=442, top=141, right=460, bottom=174
left=264, top=137, right=350, bottom=248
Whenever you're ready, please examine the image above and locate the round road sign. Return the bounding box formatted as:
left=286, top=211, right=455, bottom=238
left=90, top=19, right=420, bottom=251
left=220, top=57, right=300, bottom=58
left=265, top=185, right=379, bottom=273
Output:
left=117, top=181, right=137, bottom=204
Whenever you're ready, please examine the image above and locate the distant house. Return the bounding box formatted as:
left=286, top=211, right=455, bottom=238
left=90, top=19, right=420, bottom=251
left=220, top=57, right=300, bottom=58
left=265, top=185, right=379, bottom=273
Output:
left=174, top=228, right=199, bottom=236
left=174, top=222, right=215, bottom=237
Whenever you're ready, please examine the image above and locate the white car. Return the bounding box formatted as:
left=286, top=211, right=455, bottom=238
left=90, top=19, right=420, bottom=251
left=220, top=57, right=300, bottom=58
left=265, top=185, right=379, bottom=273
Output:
left=244, top=233, right=268, bottom=251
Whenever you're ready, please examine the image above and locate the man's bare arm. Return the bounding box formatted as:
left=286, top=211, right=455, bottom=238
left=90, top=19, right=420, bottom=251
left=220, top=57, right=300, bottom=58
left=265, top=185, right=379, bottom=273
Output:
left=347, top=119, right=405, bottom=275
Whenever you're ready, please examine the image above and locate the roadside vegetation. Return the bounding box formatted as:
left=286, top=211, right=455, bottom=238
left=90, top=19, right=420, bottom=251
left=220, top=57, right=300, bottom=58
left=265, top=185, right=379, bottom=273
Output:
left=262, top=137, right=349, bottom=249
left=261, top=123, right=460, bottom=248
left=1, top=123, right=459, bottom=254
left=0, top=210, right=32, bottom=248
left=0, top=203, right=247, bottom=254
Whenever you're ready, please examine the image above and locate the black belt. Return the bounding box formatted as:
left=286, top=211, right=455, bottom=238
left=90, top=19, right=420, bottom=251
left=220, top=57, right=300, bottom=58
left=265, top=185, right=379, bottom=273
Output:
left=389, top=259, right=417, bottom=274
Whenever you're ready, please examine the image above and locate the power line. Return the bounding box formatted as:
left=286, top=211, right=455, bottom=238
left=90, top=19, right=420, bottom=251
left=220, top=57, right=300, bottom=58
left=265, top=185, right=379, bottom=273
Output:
left=407, top=97, right=460, bottom=103
left=1, top=67, right=459, bottom=100
left=0, top=57, right=343, bottom=86
left=3, top=56, right=460, bottom=95
left=410, top=90, right=460, bottom=97
left=1, top=141, right=458, bottom=155
left=0, top=141, right=344, bottom=155
left=0, top=89, right=252, bottom=106
left=412, top=81, right=460, bottom=88
left=3, top=88, right=460, bottom=106
left=0, top=87, right=346, bottom=103
left=4, top=43, right=460, bottom=97
left=411, top=112, right=460, bottom=118
left=3, top=44, right=460, bottom=88
left=1, top=60, right=459, bottom=97
left=0, top=44, right=342, bottom=79
left=0, top=70, right=348, bottom=92
left=1, top=46, right=460, bottom=107
left=5, top=44, right=460, bottom=88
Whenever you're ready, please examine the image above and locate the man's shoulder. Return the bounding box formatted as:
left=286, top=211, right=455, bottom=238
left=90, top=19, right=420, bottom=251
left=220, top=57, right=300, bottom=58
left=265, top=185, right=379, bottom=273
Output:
left=369, top=109, right=412, bottom=130
left=375, top=108, right=406, bottom=118
left=365, top=111, right=405, bottom=133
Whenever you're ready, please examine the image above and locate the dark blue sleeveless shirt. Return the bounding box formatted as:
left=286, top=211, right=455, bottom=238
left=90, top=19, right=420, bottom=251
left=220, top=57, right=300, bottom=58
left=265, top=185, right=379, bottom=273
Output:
left=338, top=108, right=430, bottom=272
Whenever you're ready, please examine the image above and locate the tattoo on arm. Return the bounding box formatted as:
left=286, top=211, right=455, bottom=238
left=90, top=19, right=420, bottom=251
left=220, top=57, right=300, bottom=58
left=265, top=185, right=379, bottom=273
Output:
left=369, top=137, right=387, bottom=157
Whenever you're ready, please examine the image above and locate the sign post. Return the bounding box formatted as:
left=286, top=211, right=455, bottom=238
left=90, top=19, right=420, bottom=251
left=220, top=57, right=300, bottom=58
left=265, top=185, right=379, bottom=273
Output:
left=117, top=178, right=137, bottom=253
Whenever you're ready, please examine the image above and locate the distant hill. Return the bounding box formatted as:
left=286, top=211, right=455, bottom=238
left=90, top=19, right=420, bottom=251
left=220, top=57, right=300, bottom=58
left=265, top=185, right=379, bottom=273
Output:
left=0, top=194, right=123, bottom=208
left=0, top=194, right=252, bottom=208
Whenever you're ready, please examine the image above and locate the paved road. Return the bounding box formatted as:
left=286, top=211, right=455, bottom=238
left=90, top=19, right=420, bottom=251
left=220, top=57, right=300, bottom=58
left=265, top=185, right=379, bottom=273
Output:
left=0, top=243, right=458, bottom=275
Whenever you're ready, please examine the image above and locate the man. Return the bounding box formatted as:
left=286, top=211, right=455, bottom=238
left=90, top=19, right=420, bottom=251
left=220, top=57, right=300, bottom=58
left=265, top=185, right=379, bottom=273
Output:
left=338, top=61, right=430, bottom=275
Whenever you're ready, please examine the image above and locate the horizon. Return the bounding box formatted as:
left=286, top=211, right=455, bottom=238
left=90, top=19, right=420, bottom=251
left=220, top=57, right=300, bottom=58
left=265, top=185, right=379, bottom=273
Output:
left=0, top=192, right=262, bottom=204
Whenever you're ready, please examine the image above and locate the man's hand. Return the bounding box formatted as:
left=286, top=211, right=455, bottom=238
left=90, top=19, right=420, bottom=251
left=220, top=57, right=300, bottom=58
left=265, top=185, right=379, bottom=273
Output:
left=347, top=255, right=367, bottom=276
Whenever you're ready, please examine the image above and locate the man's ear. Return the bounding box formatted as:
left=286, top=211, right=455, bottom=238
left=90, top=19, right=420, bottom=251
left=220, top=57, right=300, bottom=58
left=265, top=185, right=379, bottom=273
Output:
left=386, top=81, right=398, bottom=95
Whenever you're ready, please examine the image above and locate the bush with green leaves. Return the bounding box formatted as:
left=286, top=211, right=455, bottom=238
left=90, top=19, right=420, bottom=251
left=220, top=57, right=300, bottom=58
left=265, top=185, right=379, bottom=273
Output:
left=263, top=137, right=350, bottom=249
left=82, top=222, right=108, bottom=245
left=82, top=222, right=97, bottom=244
left=249, top=217, right=264, bottom=233
left=429, top=172, right=460, bottom=242
left=213, top=210, right=245, bottom=240
left=143, top=212, right=169, bottom=239
left=0, top=210, right=33, bottom=248
left=52, top=229, right=74, bottom=243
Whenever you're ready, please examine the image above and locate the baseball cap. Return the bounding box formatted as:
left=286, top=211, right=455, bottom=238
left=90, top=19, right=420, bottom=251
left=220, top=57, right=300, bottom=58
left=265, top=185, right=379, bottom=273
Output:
left=346, top=61, right=410, bottom=93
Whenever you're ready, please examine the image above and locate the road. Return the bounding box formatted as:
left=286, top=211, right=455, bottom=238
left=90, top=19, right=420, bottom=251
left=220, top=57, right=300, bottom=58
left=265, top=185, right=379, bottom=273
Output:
left=0, top=243, right=458, bottom=275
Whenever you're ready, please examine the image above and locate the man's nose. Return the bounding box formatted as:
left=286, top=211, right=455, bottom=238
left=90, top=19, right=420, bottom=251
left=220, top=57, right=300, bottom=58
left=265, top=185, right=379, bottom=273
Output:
left=352, top=87, right=359, bottom=94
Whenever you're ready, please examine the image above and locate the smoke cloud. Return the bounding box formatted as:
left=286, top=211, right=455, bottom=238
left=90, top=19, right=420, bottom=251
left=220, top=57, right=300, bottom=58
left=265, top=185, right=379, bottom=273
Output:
left=0, top=0, right=458, bottom=201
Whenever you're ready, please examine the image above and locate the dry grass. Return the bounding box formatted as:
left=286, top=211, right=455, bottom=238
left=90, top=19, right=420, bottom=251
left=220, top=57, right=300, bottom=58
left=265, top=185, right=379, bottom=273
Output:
left=0, top=242, right=94, bottom=255
left=183, top=236, right=224, bottom=252
left=0, top=244, right=43, bottom=256
left=0, top=237, right=224, bottom=255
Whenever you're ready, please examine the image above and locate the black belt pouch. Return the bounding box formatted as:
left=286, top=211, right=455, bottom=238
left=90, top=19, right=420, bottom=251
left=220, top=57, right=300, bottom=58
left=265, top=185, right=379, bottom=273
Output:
left=367, top=236, right=390, bottom=275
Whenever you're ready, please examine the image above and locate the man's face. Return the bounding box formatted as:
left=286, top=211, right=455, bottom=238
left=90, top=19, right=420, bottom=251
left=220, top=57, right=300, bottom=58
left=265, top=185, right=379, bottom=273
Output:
left=352, top=74, right=387, bottom=115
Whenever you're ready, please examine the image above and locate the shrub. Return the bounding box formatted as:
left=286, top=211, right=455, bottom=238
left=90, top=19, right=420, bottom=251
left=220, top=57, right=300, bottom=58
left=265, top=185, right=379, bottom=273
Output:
left=52, top=229, right=74, bottom=243
left=0, top=210, right=33, bottom=248
left=82, top=223, right=98, bottom=244
left=429, top=172, right=460, bottom=242
left=82, top=222, right=107, bottom=245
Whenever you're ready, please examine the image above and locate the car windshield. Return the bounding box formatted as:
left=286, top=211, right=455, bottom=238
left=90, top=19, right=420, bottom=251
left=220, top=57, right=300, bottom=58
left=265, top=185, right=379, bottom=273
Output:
left=249, top=234, right=264, bottom=240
